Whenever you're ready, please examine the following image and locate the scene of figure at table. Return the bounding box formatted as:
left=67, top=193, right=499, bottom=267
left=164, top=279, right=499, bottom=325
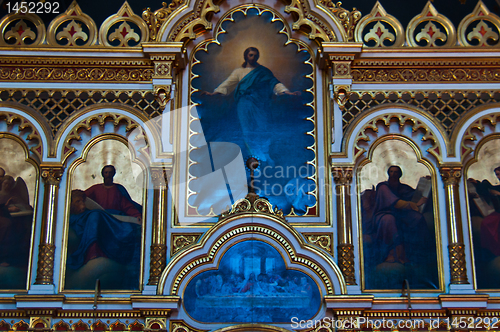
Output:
left=467, top=164, right=500, bottom=288
left=360, top=165, right=439, bottom=290
left=184, top=240, right=321, bottom=323
left=0, top=167, right=34, bottom=289
left=190, top=12, right=316, bottom=216
left=65, top=165, right=142, bottom=290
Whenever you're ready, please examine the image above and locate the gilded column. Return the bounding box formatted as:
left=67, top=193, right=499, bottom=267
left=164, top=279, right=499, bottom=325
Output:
left=147, top=167, right=171, bottom=285
left=35, top=165, right=64, bottom=285
left=440, top=165, right=468, bottom=284
left=332, top=166, right=356, bottom=285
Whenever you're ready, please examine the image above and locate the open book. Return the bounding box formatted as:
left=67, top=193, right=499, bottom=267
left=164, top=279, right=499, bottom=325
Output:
left=85, top=197, right=141, bottom=224
left=411, top=177, right=432, bottom=213
left=467, top=180, right=495, bottom=217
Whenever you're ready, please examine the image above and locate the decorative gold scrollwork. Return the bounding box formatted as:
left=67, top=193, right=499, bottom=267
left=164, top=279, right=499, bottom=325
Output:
left=285, top=0, right=333, bottom=41
left=319, top=1, right=361, bottom=41
left=142, top=0, right=185, bottom=42
left=168, top=0, right=219, bottom=42
left=303, top=233, right=334, bottom=255
left=171, top=234, right=202, bottom=255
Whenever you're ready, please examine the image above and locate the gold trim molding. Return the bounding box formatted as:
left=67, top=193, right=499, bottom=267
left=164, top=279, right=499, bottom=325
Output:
left=461, top=112, right=500, bottom=161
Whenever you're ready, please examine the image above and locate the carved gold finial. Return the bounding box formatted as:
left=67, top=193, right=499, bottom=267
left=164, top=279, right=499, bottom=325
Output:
left=219, top=193, right=285, bottom=222
left=320, top=1, right=362, bottom=41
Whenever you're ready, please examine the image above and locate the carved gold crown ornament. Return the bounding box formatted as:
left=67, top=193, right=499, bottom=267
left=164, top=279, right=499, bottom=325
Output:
left=406, top=1, right=456, bottom=47
left=354, top=1, right=404, bottom=47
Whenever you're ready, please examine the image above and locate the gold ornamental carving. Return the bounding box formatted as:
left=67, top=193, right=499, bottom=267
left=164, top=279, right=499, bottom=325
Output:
left=170, top=320, right=207, bottom=332
left=318, top=1, right=361, bottom=41
left=303, top=233, right=334, bottom=255
left=34, top=244, right=56, bottom=285
left=168, top=225, right=336, bottom=295
left=449, top=243, right=468, bottom=284
left=406, top=2, right=456, bottom=47
left=333, top=85, right=352, bottom=110
left=440, top=166, right=462, bottom=186
left=41, top=166, right=64, bottom=187
left=168, top=0, right=219, bottom=42
left=338, top=244, right=356, bottom=285
left=150, top=166, right=171, bottom=188
left=0, top=111, right=43, bottom=161
left=154, top=85, right=172, bottom=110
left=147, top=244, right=167, bottom=286
left=460, top=113, right=500, bottom=160
left=354, top=114, right=441, bottom=162
left=354, top=2, right=404, bottom=47
left=219, top=193, right=285, bottom=222
left=99, top=2, right=149, bottom=47
left=285, top=0, right=333, bottom=41
left=47, top=0, right=98, bottom=46
left=0, top=13, right=45, bottom=46
left=458, top=1, right=500, bottom=47
left=143, top=0, right=185, bottom=42
left=63, top=113, right=144, bottom=163
left=171, top=234, right=202, bottom=255
left=351, top=67, right=500, bottom=83
left=0, top=57, right=154, bottom=83
left=332, top=166, right=353, bottom=185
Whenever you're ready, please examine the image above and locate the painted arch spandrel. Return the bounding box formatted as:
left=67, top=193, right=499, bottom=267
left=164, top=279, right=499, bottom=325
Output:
left=188, top=7, right=317, bottom=218
left=466, top=138, right=500, bottom=289
left=64, top=138, right=145, bottom=291
left=0, top=137, right=37, bottom=290
left=358, top=139, right=440, bottom=290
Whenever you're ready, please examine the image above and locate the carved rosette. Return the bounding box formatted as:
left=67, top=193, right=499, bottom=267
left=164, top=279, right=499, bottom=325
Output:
left=147, top=244, right=167, bottom=285
left=338, top=244, right=356, bottom=285
left=219, top=193, right=285, bottom=222
left=440, top=166, right=462, bottom=186
left=35, top=244, right=56, bottom=284
left=171, top=234, right=202, bottom=255
left=449, top=243, right=468, bottom=284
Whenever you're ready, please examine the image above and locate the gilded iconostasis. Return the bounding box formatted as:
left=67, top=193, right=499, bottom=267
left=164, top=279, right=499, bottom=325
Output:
left=0, top=0, right=500, bottom=330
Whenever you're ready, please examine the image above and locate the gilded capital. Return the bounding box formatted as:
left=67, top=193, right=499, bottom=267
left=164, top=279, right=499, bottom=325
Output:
left=332, top=166, right=353, bottom=185
left=440, top=166, right=462, bottom=186
left=41, top=166, right=64, bottom=186
left=151, top=166, right=172, bottom=188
